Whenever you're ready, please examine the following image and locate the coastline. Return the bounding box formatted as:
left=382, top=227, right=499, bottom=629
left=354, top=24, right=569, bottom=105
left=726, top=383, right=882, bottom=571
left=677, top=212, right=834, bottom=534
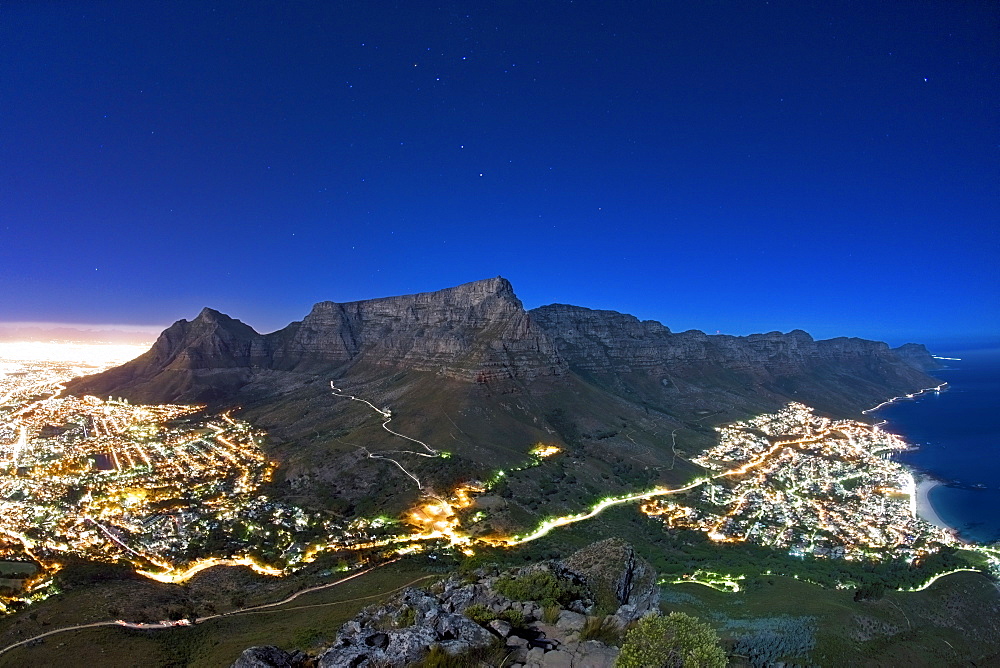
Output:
left=861, top=383, right=948, bottom=415
left=913, top=476, right=953, bottom=533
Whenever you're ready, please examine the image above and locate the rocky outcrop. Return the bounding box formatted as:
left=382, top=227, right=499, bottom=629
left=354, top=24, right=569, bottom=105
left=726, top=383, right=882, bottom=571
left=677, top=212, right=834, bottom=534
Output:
left=236, top=542, right=650, bottom=668
left=230, top=645, right=308, bottom=668
left=316, top=586, right=496, bottom=667
left=562, top=538, right=659, bottom=624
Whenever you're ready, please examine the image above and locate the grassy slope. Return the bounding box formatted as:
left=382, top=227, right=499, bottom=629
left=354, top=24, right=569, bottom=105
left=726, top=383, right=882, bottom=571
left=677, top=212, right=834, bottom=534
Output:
left=0, top=559, right=437, bottom=668
left=246, top=367, right=712, bottom=529
left=460, top=505, right=1000, bottom=666
left=662, top=572, right=1000, bottom=666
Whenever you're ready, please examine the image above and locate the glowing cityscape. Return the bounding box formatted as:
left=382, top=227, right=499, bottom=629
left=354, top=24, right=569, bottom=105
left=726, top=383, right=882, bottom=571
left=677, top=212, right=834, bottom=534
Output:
left=644, top=403, right=957, bottom=560
left=0, top=341, right=990, bottom=615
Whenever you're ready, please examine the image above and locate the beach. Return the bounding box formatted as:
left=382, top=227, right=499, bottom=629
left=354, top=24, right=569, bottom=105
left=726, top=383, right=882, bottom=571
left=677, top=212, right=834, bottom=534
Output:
left=914, top=477, right=952, bottom=531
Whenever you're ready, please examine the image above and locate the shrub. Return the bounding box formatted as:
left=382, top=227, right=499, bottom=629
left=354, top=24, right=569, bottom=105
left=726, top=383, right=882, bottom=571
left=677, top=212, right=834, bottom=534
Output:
left=463, top=604, right=497, bottom=625
left=494, top=570, right=584, bottom=607
left=724, top=614, right=817, bottom=668
left=592, top=581, right=622, bottom=616
left=397, top=606, right=417, bottom=628
left=853, top=582, right=886, bottom=602
left=499, top=608, right=525, bottom=628
left=580, top=616, right=623, bottom=645
left=615, top=612, right=726, bottom=668
left=542, top=604, right=561, bottom=624
left=415, top=639, right=515, bottom=668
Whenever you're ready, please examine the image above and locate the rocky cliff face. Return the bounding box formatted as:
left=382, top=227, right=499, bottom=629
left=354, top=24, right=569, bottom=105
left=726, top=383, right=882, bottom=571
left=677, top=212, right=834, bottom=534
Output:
left=67, top=278, right=564, bottom=403
left=529, top=303, right=939, bottom=415
left=530, top=304, right=928, bottom=377
left=69, top=277, right=939, bottom=411
left=269, top=276, right=562, bottom=381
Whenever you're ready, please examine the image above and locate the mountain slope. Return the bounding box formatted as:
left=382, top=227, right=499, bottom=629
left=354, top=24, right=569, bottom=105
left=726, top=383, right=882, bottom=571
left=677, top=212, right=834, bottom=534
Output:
left=65, top=277, right=941, bottom=522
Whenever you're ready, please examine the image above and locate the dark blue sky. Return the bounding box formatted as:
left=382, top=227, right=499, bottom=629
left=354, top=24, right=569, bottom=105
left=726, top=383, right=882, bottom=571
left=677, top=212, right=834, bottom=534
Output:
left=2, top=1, right=997, bottom=345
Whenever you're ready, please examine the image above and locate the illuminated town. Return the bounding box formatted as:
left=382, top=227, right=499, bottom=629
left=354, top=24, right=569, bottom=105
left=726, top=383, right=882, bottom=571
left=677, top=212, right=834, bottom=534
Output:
left=0, top=342, right=305, bottom=604
left=0, top=342, right=992, bottom=615
left=642, top=402, right=957, bottom=561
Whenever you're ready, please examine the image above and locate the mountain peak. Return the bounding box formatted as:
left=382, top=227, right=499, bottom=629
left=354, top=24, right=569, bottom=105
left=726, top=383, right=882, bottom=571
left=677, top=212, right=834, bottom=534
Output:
left=440, top=276, right=519, bottom=305
left=189, top=307, right=260, bottom=338
left=304, top=277, right=521, bottom=319
left=195, top=306, right=224, bottom=322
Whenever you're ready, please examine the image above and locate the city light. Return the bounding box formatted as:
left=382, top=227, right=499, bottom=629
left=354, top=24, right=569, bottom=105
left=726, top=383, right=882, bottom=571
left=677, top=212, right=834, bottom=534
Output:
left=0, top=343, right=982, bottom=615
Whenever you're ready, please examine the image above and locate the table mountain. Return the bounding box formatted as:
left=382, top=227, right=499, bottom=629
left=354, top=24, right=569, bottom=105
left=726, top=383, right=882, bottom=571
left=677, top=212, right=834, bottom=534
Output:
left=65, top=277, right=940, bottom=521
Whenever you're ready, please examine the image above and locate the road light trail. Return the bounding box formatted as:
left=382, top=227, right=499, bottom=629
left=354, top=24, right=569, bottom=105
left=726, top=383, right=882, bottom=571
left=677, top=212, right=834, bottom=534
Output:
left=497, top=479, right=706, bottom=546
left=361, top=447, right=423, bottom=488
left=861, top=384, right=947, bottom=414
left=330, top=383, right=438, bottom=456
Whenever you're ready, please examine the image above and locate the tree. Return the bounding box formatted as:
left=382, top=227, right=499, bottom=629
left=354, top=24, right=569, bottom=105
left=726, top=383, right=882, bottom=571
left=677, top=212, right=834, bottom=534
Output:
left=615, top=612, right=727, bottom=668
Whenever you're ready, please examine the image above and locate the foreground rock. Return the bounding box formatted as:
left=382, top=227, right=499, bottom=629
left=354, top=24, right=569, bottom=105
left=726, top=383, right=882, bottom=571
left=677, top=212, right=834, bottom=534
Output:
left=231, top=540, right=657, bottom=668
left=562, top=538, right=658, bottom=626
left=231, top=645, right=308, bottom=668
left=316, top=587, right=496, bottom=666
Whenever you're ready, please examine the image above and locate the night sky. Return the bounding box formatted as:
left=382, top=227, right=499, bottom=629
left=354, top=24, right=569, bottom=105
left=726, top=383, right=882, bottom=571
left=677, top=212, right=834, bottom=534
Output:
left=2, top=1, right=997, bottom=345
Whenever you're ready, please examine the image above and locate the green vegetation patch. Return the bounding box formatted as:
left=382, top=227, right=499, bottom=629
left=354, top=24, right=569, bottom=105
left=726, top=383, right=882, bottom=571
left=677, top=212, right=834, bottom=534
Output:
left=615, top=612, right=726, bottom=668
left=494, top=569, right=585, bottom=608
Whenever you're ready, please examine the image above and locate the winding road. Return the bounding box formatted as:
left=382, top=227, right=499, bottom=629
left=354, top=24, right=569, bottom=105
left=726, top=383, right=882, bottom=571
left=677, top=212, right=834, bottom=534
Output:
left=330, top=382, right=442, bottom=489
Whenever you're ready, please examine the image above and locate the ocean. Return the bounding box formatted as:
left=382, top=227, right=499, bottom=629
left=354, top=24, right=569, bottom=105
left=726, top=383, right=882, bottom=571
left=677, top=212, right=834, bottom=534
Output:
left=875, top=346, right=1000, bottom=545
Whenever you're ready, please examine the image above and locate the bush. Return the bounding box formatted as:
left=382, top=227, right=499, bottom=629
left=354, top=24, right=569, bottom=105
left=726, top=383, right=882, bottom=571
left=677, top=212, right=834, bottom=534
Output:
left=853, top=582, right=886, bottom=602
left=415, top=639, right=516, bottom=668
left=615, top=612, right=726, bottom=668
left=580, top=616, right=623, bottom=645
left=718, top=614, right=817, bottom=668
left=397, top=606, right=417, bottom=627
left=494, top=570, right=584, bottom=608
left=542, top=604, right=561, bottom=623
left=499, top=608, right=525, bottom=628
left=463, top=604, right=497, bottom=625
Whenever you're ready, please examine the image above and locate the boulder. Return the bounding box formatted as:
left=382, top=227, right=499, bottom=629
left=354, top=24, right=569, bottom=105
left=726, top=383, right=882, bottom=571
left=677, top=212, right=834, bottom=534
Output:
left=562, top=538, right=659, bottom=622
left=489, top=618, right=513, bottom=637
left=230, top=646, right=301, bottom=668
left=317, top=624, right=439, bottom=667
left=555, top=610, right=586, bottom=632
left=525, top=647, right=546, bottom=665
left=542, top=649, right=574, bottom=667
left=435, top=612, right=495, bottom=646
left=572, top=641, right=620, bottom=668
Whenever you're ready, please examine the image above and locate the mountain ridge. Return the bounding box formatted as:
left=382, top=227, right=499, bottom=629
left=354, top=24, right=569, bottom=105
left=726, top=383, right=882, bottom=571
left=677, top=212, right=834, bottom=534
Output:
left=65, top=277, right=941, bottom=521
left=67, top=276, right=937, bottom=410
